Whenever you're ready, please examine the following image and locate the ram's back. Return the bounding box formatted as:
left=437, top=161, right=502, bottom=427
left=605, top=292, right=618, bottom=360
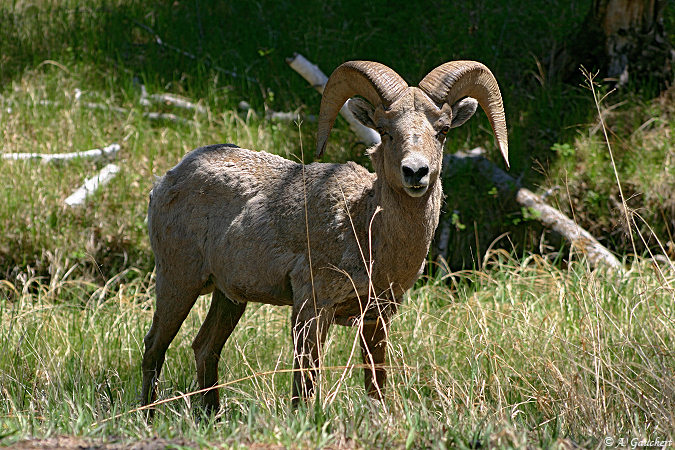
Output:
left=148, top=144, right=376, bottom=307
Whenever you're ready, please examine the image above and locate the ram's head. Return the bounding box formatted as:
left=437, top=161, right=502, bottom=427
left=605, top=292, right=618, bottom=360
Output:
left=316, top=61, right=509, bottom=198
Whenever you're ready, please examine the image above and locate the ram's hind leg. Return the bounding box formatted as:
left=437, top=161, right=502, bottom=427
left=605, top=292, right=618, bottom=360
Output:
left=291, top=302, right=332, bottom=406
left=360, top=318, right=389, bottom=400
left=141, top=271, right=202, bottom=411
left=192, top=289, right=246, bottom=414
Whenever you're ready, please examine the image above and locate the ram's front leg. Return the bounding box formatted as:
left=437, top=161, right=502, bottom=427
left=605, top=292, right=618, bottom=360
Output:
left=291, top=301, right=332, bottom=406
left=360, top=316, right=389, bottom=400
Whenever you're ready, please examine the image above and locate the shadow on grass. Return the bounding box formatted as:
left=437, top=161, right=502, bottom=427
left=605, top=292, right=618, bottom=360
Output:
left=1, top=0, right=593, bottom=164
left=5, top=0, right=669, bottom=278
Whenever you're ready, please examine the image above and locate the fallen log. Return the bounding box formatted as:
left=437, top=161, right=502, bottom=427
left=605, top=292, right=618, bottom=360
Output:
left=80, top=102, right=128, bottom=114
left=287, top=54, right=622, bottom=271
left=65, top=163, right=120, bottom=207
left=237, top=101, right=317, bottom=123
left=36, top=90, right=190, bottom=123
left=2, top=143, right=120, bottom=164
left=142, top=111, right=188, bottom=123
left=74, top=89, right=128, bottom=114
left=37, top=96, right=186, bottom=125
left=443, top=151, right=623, bottom=270
left=140, top=85, right=206, bottom=114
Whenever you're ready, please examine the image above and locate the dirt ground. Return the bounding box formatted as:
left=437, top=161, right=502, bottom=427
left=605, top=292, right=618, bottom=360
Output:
left=4, top=436, right=288, bottom=449
left=5, top=436, right=196, bottom=449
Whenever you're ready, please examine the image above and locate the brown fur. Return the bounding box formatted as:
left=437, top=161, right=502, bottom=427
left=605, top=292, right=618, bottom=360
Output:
left=141, top=82, right=485, bottom=412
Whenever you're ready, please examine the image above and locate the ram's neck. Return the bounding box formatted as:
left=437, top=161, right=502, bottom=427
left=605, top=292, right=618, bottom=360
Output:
left=367, top=173, right=442, bottom=299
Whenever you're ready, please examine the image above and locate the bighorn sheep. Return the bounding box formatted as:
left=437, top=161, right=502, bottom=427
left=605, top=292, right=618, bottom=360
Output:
left=141, top=60, right=509, bottom=411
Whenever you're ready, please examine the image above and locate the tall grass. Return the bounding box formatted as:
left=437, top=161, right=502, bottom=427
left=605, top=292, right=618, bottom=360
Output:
left=0, top=66, right=312, bottom=280
left=1, top=1, right=675, bottom=447
left=2, top=1, right=673, bottom=281
left=1, top=257, right=673, bottom=447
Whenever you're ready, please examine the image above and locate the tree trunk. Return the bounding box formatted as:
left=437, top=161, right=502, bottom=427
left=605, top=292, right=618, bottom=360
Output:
left=559, top=0, right=673, bottom=89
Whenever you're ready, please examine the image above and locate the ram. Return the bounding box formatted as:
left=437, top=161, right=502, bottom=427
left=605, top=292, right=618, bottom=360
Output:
left=141, top=60, right=509, bottom=412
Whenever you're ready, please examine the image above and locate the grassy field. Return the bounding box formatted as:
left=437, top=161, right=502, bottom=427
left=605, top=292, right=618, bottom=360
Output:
left=1, top=259, right=673, bottom=447
left=1, top=0, right=674, bottom=447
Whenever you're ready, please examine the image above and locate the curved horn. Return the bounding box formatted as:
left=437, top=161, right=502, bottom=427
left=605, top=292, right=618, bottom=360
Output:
left=419, top=61, right=509, bottom=168
left=316, top=61, right=408, bottom=157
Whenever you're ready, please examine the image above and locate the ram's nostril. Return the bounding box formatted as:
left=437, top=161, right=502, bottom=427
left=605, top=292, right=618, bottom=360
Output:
left=401, top=156, right=431, bottom=185
left=402, top=166, right=415, bottom=178
left=402, top=164, right=429, bottom=184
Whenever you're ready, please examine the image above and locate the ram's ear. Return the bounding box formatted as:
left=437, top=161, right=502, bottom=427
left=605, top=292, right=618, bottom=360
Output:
left=450, top=97, right=479, bottom=128
left=347, top=97, right=377, bottom=130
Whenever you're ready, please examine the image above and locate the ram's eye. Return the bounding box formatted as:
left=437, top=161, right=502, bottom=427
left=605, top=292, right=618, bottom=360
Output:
left=377, top=127, right=390, bottom=137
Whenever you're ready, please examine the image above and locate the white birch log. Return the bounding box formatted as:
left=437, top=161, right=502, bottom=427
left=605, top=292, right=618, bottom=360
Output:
left=150, top=93, right=206, bottom=113
left=80, top=102, right=128, bottom=114
left=140, top=85, right=206, bottom=114
left=74, top=89, right=128, bottom=114
left=37, top=90, right=188, bottom=121
left=142, top=111, right=188, bottom=123
left=2, top=143, right=120, bottom=164
left=286, top=53, right=381, bottom=146
left=286, top=53, right=329, bottom=91
left=65, top=163, right=120, bottom=207
left=238, top=100, right=316, bottom=122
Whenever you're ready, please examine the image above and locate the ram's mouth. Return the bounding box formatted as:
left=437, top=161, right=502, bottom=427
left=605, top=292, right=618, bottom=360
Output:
left=403, top=184, right=428, bottom=197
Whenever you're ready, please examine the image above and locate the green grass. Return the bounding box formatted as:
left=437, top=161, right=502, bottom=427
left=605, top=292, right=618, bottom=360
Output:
left=1, top=258, right=673, bottom=447
left=1, top=66, right=310, bottom=279
left=1, top=0, right=675, bottom=447
left=2, top=0, right=674, bottom=279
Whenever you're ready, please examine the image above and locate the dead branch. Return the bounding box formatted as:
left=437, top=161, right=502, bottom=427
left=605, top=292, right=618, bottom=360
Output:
left=142, top=111, right=188, bottom=123
left=286, top=53, right=380, bottom=146
left=2, top=143, right=120, bottom=164
left=444, top=150, right=623, bottom=270
left=238, top=101, right=316, bottom=123
left=140, top=85, right=206, bottom=114
left=65, top=163, right=120, bottom=207
left=37, top=95, right=182, bottom=123
left=80, top=102, right=128, bottom=114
